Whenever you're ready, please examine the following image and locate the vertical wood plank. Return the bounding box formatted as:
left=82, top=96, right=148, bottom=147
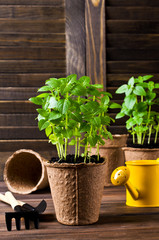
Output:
left=85, top=0, right=106, bottom=88
left=65, top=0, right=86, bottom=78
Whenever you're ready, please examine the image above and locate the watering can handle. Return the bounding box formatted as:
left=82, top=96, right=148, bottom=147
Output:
left=111, top=166, right=139, bottom=200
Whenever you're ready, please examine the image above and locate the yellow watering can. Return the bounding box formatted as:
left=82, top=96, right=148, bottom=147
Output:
left=111, top=159, right=159, bottom=207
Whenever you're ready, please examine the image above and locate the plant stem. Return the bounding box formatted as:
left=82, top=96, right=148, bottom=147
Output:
left=97, top=126, right=103, bottom=161
left=58, top=143, right=62, bottom=159
left=148, top=124, right=152, bottom=144
left=89, top=146, right=92, bottom=162
left=64, top=92, right=69, bottom=160
left=84, top=141, right=88, bottom=163
left=89, top=124, right=93, bottom=159
left=155, top=123, right=159, bottom=143
left=77, top=96, right=81, bottom=158
left=97, top=143, right=100, bottom=161
left=75, top=128, right=78, bottom=160
left=65, top=138, right=68, bottom=160
left=142, top=133, right=146, bottom=145
left=61, top=143, right=64, bottom=159
left=133, top=133, right=135, bottom=144
left=78, top=137, right=80, bottom=157
left=131, top=126, right=135, bottom=144
left=143, top=105, right=151, bottom=145
left=56, top=144, right=61, bottom=159
left=137, top=132, right=142, bottom=145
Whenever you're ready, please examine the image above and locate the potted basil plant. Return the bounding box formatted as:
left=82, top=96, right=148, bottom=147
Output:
left=29, top=74, right=117, bottom=225
left=116, top=75, right=159, bottom=161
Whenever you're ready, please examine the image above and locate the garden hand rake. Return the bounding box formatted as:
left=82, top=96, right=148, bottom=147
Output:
left=4, top=191, right=40, bottom=231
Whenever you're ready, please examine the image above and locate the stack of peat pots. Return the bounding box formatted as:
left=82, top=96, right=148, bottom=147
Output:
left=90, top=134, right=128, bottom=186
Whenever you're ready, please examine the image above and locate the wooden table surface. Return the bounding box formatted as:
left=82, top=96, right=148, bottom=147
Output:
left=1, top=182, right=159, bottom=240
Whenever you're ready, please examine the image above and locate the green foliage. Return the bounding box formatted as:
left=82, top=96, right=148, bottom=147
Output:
left=29, top=74, right=115, bottom=162
left=116, top=75, right=159, bottom=145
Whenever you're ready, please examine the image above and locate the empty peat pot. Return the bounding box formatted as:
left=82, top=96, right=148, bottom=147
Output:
left=111, top=159, right=159, bottom=207
left=4, top=149, right=49, bottom=194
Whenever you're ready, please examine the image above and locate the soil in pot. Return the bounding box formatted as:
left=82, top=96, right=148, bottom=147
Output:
left=49, top=154, right=104, bottom=164
left=127, top=142, right=159, bottom=149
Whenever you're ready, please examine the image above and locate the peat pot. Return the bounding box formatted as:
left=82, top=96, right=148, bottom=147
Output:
left=44, top=160, right=107, bottom=225
left=90, top=135, right=128, bottom=186
left=122, top=147, right=159, bottom=162
left=4, top=149, right=49, bottom=194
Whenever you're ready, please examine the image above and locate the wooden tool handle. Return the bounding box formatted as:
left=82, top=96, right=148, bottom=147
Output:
left=0, top=193, right=25, bottom=206
left=0, top=193, right=10, bottom=204
left=5, top=191, right=20, bottom=209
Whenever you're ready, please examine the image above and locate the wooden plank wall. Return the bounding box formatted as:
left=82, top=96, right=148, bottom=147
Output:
left=106, top=0, right=159, bottom=134
left=2, top=0, right=159, bottom=179
left=65, top=0, right=86, bottom=78
left=85, top=0, right=106, bottom=88
left=0, top=0, right=66, bottom=180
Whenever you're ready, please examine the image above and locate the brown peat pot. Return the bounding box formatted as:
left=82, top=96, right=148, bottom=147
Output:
left=90, top=135, right=128, bottom=186
left=44, top=159, right=107, bottom=225
left=122, top=147, right=159, bottom=161
left=4, top=149, right=49, bottom=194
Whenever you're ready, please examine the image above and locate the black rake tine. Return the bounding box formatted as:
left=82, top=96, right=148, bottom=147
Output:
left=24, top=216, right=30, bottom=230
left=33, top=215, right=39, bottom=229
left=5, top=211, right=39, bottom=231
left=5, top=213, right=12, bottom=231
left=15, top=216, right=21, bottom=231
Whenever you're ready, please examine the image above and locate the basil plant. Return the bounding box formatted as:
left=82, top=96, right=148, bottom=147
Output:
left=29, top=74, right=119, bottom=162
left=116, top=75, right=159, bottom=145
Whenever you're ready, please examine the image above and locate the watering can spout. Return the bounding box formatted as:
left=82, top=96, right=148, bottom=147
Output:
left=111, top=166, right=139, bottom=200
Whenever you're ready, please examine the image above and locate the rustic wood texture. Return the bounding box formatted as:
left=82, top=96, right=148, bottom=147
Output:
left=85, top=0, right=106, bottom=87
left=107, top=0, right=159, bottom=7
left=0, top=127, right=46, bottom=139
left=0, top=0, right=66, bottom=157
left=66, top=0, right=86, bottom=78
left=1, top=182, right=159, bottom=239
left=0, top=20, right=65, bottom=33
left=106, top=1, right=159, bottom=134
left=0, top=73, right=65, bottom=87
left=0, top=60, right=65, bottom=73
left=0, top=101, right=36, bottom=113
left=0, top=33, right=65, bottom=47
left=107, top=34, right=159, bottom=49
left=107, top=20, right=159, bottom=34
left=107, top=49, right=159, bottom=61
left=0, top=47, right=65, bottom=60
left=0, top=6, right=65, bottom=20
left=0, top=140, right=55, bottom=151
left=107, top=7, right=159, bottom=20
left=0, top=114, right=37, bottom=126
left=0, top=0, right=64, bottom=6
left=0, top=88, right=38, bottom=100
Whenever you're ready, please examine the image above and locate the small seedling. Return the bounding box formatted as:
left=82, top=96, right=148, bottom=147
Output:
left=29, top=74, right=118, bottom=162
left=116, top=75, right=159, bottom=145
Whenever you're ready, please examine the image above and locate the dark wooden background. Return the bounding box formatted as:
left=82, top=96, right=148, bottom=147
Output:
left=1, top=0, right=159, bottom=179
left=0, top=0, right=66, bottom=179
left=106, top=0, right=159, bottom=135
